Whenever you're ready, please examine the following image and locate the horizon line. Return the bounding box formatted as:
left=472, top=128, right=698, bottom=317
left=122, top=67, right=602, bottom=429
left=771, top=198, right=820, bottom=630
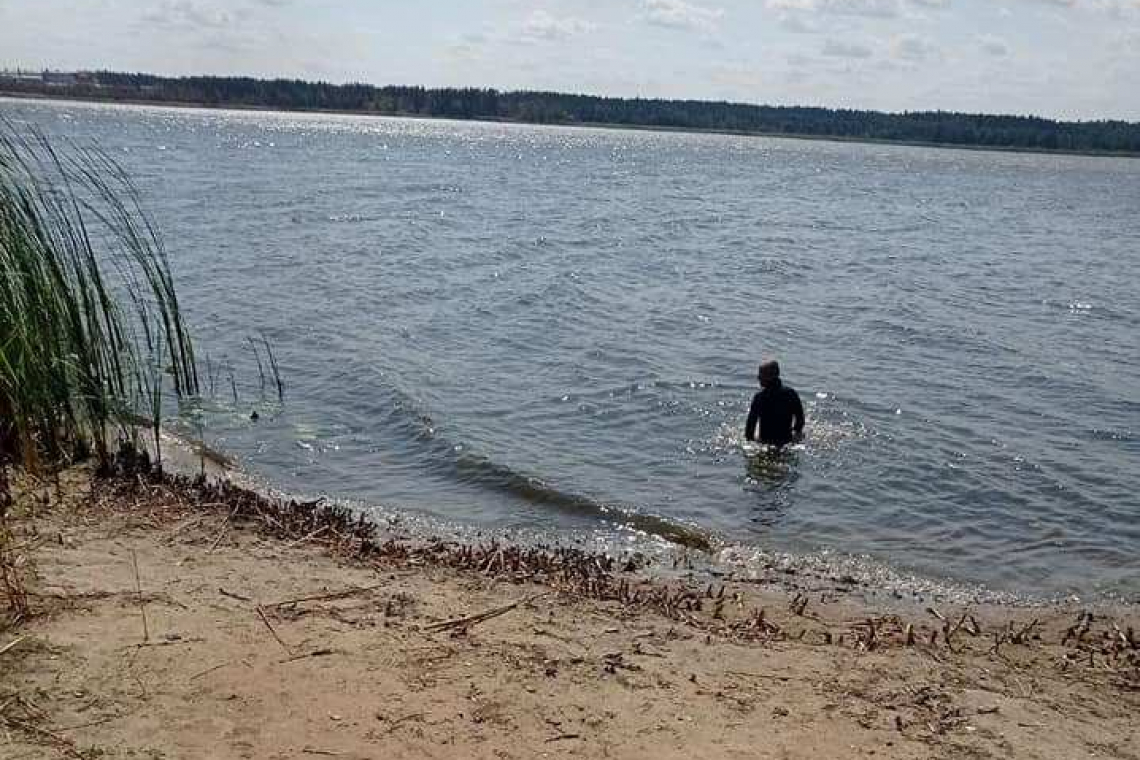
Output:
left=3, top=66, right=1137, bottom=127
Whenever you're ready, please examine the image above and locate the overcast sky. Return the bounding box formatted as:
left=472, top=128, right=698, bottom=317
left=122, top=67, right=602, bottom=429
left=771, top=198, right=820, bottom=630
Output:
left=2, top=0, right=1138, bottom=120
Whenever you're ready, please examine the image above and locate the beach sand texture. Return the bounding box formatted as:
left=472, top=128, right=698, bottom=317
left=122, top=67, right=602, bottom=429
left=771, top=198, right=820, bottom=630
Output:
left=2, top=466, right=1137, bottom=760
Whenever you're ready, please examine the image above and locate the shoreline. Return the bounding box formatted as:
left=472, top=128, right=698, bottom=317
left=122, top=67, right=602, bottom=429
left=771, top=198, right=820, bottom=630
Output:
left=2, top=455, right=1137, bottom=758
left=4, top=91, right=1139, bottom=160
left=157, top=429, right=1135, bottom=613
left=152, top=426, right=1134, bottom=613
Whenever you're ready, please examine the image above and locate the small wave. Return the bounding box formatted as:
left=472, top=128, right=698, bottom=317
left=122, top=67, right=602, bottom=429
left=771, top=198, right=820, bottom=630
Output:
left=448, top=450, right=714, bottom=551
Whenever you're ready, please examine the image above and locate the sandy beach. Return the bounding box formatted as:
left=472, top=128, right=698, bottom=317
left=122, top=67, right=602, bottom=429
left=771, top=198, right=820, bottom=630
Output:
left=4, top=9, right=1139, bottom=758
left=2, top=460, right=1137, bottom=760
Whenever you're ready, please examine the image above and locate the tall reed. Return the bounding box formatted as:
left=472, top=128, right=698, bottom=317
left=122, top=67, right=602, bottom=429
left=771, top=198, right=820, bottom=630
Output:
left=0, top=122, right=198, bottom=470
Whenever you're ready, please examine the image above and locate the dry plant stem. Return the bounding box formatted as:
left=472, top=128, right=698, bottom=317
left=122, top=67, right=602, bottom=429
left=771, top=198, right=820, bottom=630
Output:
left=279, top=648, right=335, bottom=664
left=422, top=592, right=550, bottom=633
left=0, top=635, right=25, bottom=656
left=1, top=515, right=30, bottom=622
left=130, top=548, right=149, bottom=643
left=270, top=584, right=385, bottom=609
left=219, top=587, right=252, bottom=602
left=256, top=605, right=292, bottom=655
left=188, top=661, right=234, bottom=681
left=208, top=505, right=240, bottom=553
left=546, top=733, right=582, bottom=743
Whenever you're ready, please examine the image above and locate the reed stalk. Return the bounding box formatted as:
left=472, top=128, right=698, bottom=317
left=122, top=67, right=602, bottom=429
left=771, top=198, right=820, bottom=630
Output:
left=0, top=121, right=198, bottom=471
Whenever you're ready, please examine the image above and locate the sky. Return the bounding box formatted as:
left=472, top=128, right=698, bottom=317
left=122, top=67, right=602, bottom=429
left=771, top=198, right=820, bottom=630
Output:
left=1, top=0, right=1138, bottom=121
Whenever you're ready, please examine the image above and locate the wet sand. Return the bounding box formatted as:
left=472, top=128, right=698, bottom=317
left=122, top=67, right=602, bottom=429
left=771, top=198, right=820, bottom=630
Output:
left=2, top=463, right=1137, bottom=759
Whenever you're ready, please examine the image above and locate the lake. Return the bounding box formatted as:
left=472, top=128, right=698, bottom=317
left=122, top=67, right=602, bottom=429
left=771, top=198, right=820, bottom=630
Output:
left=7, top=97, right=1138, bottom=602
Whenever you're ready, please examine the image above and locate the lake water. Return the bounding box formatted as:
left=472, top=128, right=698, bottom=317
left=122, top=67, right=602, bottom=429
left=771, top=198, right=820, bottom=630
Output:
left=7, top=97, right=1138, bottom=602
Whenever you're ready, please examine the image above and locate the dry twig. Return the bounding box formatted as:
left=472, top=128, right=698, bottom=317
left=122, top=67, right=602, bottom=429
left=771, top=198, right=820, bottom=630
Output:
left=256, top=604, right=292, bottom=655
left=0, top=635, right=25, bottom=657
left=270, top=584, right=385, bottom=609
left=422, top=592, right=549, bottom=633
left=130, top=548, right=149, bottom=643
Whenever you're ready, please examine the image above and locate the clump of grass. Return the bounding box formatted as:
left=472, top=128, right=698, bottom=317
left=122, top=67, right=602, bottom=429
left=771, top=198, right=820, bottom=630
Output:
left=0, top=122, right=198, bottom=471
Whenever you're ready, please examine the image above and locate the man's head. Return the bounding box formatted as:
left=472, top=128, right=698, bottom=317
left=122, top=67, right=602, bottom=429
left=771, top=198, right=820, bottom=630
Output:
left=758, top=359, right=780, bottom=388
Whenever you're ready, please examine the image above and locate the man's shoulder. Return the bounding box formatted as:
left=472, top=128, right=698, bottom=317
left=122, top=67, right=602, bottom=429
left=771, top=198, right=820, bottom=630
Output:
left=782, top=385, right=802, bottom=399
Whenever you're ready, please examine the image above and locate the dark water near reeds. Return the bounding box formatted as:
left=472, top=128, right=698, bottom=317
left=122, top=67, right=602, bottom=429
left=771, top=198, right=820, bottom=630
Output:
left=7, top=98, right=1139, bottom=602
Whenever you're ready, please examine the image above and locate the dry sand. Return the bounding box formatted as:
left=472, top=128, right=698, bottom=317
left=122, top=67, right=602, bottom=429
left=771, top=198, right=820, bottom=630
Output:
left=2, top=466, right=1137, bottom=760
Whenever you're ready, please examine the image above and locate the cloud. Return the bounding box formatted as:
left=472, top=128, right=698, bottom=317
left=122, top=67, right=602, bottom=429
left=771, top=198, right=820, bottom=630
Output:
left=977, top=34, right=1010, bottom=56
left=141, top=0, right=238, bottom=29
left=643, top=0, right=726, bottom=31
left=1113, top=26, right=1140, bottom=51
left=708, top=63, right=765, bottom=89
left=516, top=10, right=595, bottom=42
left=822, top=38, right=874, bottom=57
left=1098, top=0, right=1140, bottom=15
left=768, top=0, right=902, bottom=18
left=891, top=33, right=939, bottom=60
left=777, top=12, right=822, bottom=32
left=445, top=32, right=490, bottom=61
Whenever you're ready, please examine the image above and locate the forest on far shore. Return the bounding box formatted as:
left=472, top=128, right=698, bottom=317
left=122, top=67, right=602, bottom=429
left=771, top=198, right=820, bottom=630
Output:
left=4, top=71, right=1139, bottom=155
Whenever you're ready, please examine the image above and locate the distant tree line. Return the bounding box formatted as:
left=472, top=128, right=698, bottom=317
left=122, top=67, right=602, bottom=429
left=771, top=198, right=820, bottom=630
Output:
left=4, top=71, right=1139, bottom=155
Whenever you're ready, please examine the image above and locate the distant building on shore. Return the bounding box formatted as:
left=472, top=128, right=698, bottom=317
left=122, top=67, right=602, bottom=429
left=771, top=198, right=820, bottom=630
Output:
left=0, top=70, right=96, bottom=87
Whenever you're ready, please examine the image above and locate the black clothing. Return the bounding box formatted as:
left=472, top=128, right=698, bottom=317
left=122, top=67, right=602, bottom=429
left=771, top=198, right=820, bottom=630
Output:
left=745, top=380, right=805, bottom=446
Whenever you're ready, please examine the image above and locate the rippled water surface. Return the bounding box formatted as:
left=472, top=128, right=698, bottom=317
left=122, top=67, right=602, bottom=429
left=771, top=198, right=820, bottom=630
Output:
left=9, top=98, right=1139, bottom=600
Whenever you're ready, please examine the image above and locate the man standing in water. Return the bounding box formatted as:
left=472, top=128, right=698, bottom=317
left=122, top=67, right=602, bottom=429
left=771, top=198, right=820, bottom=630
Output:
left=745, top=359, right=805, bottom=446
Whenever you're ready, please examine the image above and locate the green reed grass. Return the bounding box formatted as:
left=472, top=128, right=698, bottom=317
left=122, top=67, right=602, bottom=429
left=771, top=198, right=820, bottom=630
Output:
left=0, top=122, right=198, bottom=470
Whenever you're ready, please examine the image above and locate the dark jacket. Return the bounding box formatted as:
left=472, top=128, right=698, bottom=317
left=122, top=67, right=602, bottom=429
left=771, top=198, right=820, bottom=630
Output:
left=745, top=380, right=805, bottom=446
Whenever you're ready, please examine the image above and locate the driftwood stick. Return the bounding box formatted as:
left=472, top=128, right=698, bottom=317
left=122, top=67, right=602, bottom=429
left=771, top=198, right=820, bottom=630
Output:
left=726, top=670, right=792, bottom=682
left=284, top=526, right=329, bottom=550
left=279, top=648, right=336, bottom=664
left=270, top=583, right=385, bottom=609
left=256, top=605, right=292, bottom=655
left=119, top=637, right=206, bottom=651
left=219, top=587, right=252, bottom=602
left=207, top=505, right=241, bottom=553
left=0, top=636, right=26, bottom=657
left=189, top=661, right=233, bottom=681
left=422, top=592, right=549, bottom=633
left=546, top=733, right=582, bottom=743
